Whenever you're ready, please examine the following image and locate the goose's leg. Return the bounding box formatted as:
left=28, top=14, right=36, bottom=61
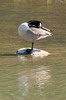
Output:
left=25, top=42, right=34, bottom=54
left=31, top=42, right=34, bottom=50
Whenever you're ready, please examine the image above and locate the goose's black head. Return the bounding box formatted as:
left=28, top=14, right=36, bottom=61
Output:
left=28, top=20, right=42, bottom=28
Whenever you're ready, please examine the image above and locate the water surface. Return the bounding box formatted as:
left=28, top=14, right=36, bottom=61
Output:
left=0, top=0, right=66, bottom=100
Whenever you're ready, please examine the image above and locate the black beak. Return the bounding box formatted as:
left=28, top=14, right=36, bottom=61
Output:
left=41, top=27, right=53, bottom=32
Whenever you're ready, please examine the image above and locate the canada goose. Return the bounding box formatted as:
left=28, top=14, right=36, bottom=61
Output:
left=18, top=20, right=52, bottom=53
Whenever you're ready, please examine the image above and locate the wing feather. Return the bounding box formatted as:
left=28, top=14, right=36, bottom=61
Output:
left=27, top=28, right=51, bottom=40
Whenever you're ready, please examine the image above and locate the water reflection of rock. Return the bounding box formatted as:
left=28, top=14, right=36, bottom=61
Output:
left=17, top=66, right=51, bottom=96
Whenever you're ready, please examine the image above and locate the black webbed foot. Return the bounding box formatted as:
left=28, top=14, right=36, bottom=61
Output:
left=25, top=49, right=33, bottom=54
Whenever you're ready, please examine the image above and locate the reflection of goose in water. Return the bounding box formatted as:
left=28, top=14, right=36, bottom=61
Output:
left=18, top=67, right=51, bottom=96
left=18, top=20, right=52, bottom=54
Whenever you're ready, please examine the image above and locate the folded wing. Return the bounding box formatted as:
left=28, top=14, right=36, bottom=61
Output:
left=27, top=27, right=52, bottom=40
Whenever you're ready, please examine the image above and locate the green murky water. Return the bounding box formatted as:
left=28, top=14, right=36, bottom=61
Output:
left=0, top=0, right=66, bottom=100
